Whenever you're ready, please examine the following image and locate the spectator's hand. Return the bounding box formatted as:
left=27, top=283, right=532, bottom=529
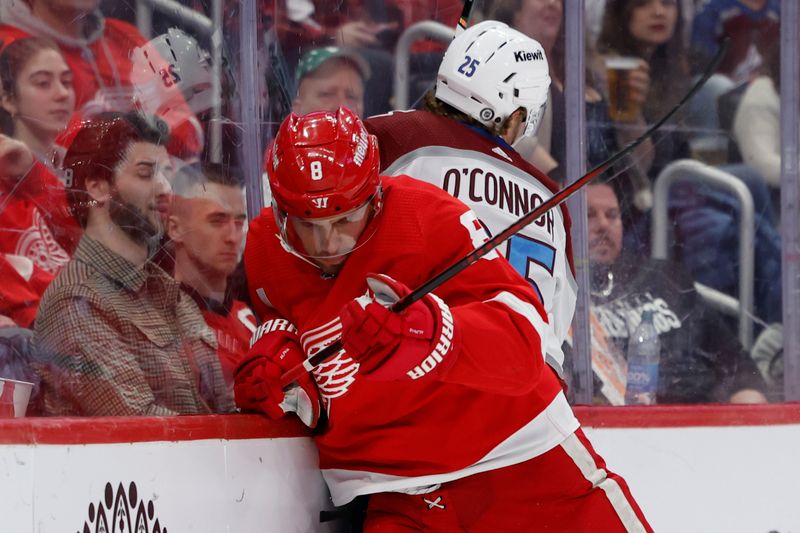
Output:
left=334, top=21, right=396, bottom=48
left=0, top=135, right=34, bottom=183
left=0, top=314, right=17, bottom=328
left=339, top=274, right=458, bottom=381
left=624, top=60, right=651, bottom=120
left=234, top=340, right=322, bottom=428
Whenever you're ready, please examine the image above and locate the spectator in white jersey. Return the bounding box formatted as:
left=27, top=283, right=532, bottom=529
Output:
left=365, top=20, right=575, bottom=379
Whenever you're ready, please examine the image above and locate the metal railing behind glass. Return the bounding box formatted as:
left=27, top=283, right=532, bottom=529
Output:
left=651, top=159, right=755, bottom=349
left=393, top=21, right=454, bottom=110
left=693, top=282, right=741, bottom=318
left=136, top=0, right=214, bottom=36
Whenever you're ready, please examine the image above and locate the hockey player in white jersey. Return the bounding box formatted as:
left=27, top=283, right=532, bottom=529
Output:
left=364, top=20, right=576, bottom=377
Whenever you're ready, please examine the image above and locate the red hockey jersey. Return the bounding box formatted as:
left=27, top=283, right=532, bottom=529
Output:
left=0, top=160, right=81, bottom=325
left=244, top=176, right=579, bottom=505
left=181, top=283, right=258, bottom=388
left=0, top=160, right=80, bottom=267
left=0, top=253, right=53, bottom=327
left=365, top=109, right=576, bottom=377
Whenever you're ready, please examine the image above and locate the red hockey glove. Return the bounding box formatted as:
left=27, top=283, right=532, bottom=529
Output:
left=234, top=319, right=322, bottom=428
left=339, top=274, right=459, bottom=381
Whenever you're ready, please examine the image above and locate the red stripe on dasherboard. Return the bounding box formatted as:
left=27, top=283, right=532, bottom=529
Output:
left=574, top=403, right=800, bottom=428
left=2, top=404, right=800, bottom=445
left=0, top=414, right=310, bottom=445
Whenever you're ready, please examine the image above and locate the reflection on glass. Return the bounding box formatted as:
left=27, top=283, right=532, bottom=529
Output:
left=583, top=180, right=768, bottom=405
left=0, top=0, right=242, bottom=416
left=585, top=0, right=784, bottom=406
left=168, top=162, right=256, bottom=392
left=33, top=113, right=234, bottom=416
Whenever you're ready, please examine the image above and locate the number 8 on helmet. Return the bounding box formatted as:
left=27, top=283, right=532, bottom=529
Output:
left=265, top=107, right=383, bottom=274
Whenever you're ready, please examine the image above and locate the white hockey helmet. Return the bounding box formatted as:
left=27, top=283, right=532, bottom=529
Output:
left=130, top=28, right=217, bottom=117
left=435, top=20, right=551, bottom=139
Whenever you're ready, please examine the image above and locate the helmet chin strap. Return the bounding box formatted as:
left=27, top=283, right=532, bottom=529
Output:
left=504, top=108, right=531, bottom=146
left=275, top=231, right=327, bottom=271
left=520, top=100, right=546, bottom=140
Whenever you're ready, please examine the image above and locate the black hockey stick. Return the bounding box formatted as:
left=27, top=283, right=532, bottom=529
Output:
left=281, top=40, right=728, bottom=387
left=456, top=0, right=475, bottom=35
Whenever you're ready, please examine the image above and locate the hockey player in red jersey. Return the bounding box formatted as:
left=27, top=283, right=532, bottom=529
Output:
left=236, top=107, right=651, bottom=532
left=364, top=20, right=575, bottom=382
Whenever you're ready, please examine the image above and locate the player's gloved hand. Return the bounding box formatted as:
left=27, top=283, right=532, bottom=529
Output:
left=339, top=274, right=459, bottom=381
left=234, top=321, right=321, bottom=428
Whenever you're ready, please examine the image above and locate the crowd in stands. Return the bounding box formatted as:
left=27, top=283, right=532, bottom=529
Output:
left=0, top=0, right=789, bottom=418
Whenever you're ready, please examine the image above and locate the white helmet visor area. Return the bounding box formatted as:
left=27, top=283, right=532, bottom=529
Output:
left=514, top=79, right=551, bottom=138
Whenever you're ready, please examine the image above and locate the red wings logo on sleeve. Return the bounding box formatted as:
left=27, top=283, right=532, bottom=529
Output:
left=301, top=317, right=359, bottom=399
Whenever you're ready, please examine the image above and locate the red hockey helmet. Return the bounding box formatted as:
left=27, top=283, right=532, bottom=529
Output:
left=265, top=107, right=383, bottom=265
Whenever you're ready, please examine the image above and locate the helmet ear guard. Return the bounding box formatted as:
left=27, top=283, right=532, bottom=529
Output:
left=435, top=20, right=551, bottom=138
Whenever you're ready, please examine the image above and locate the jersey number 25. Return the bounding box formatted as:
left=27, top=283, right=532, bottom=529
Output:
left=506, top=235, right=556, bottom=304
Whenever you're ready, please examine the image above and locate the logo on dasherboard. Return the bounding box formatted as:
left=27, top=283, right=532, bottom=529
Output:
left=78, top=481, right=168, bottom=533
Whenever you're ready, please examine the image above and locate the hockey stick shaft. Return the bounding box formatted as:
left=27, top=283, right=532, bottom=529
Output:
left=281, top=41, right=728, bottom=387
left=456, top=0, right=475, bottom=35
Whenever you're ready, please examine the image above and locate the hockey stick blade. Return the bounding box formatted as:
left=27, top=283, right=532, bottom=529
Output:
left=280, top=40, right=728, bottom=387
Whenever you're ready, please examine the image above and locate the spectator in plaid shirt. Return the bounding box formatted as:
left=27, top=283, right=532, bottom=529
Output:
left=33, top=112, right=233, bottom=416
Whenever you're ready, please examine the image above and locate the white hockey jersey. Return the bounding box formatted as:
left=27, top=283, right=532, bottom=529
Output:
left=365, top=110, right=577, bottom=375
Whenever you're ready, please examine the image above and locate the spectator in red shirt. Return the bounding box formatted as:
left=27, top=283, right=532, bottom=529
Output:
left=0, top=0, right=146, bottom=110
left=168, top=162, right=257, bottom=389
left=0, top=0, right=204, bottom=159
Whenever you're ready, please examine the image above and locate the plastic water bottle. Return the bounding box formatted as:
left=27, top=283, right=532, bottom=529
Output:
left=625, top=310, right=661, bottom=405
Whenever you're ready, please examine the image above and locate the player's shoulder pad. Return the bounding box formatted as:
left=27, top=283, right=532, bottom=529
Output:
left=246, top=206, right=278, bottom=236
left=382, top=174, right=472, bottom=220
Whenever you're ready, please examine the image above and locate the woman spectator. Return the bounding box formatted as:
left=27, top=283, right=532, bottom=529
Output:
left=489, top=0, right=628, bottom=182
left=0, top=37, right=80, bottom=327
left=597, top=0, right=783, bottom=327
left=596, top=0, right=691, bottom=207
